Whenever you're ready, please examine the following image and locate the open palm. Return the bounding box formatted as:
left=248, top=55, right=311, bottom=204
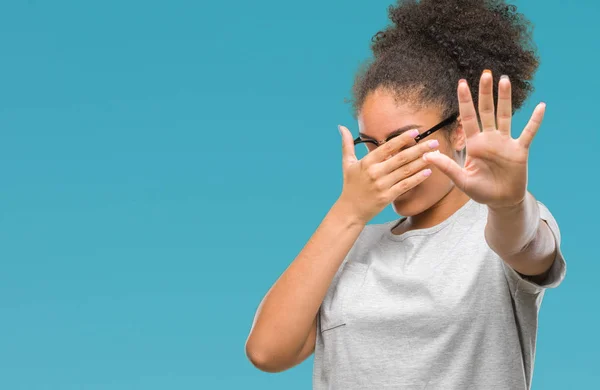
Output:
left=425, top=72, right=545, bottom=209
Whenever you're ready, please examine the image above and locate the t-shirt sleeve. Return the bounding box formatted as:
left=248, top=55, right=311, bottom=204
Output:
left=501, top=201, right=567, bottom=296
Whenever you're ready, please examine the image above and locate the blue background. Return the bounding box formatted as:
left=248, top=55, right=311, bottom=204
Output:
left=0, top=0, right=597, bottom=389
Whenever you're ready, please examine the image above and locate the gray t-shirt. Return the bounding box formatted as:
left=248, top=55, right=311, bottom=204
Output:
left=313, top=198, right=566, bottom=390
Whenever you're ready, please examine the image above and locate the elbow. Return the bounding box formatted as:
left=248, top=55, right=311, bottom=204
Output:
left=245, top=337, right=290, bottom=373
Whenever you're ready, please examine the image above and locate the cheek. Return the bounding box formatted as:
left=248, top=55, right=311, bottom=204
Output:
left=427, top=168, right=452, bottom=187
left=427, top=138, right=459, bottom=172
left=422, top=159, right=456, bottom=195
left=421, top=149, right=454, bottom=188
left=415, top=168, right=446, bottom=193
left=432, top=135, right=453, bottom=154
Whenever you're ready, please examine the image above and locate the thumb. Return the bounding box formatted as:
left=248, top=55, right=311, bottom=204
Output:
left=423, top=150, right=466, bottom=190
left=338, top=125, right=357, bottom=166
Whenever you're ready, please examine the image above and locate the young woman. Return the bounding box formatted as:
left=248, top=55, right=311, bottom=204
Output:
left=246, top=1, right=567, bottom=389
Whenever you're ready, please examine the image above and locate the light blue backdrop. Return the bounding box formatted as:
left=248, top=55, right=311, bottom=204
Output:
left=0, top=1, right=597, bottom=389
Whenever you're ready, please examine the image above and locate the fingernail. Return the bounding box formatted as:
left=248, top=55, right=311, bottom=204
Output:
left=459, top=79, right=467, bottom=85
left=338, top=125, right=342, bottom=134
left=409, top=129, right=420, bottom=138
left=501, top=75, right=509, bottom=81
left=483, top=69, right=492, bottom=75
left=423, top=150, right=442, bottom=159
left=422, top=169, right=432, bottom=177
left=428, top=139, right=439, bottom=148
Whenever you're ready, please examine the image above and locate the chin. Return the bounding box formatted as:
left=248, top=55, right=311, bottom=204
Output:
left=391, top=191, right=430, bottom=217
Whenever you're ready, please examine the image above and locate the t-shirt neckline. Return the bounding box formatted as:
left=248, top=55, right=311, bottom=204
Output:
left=385, top=198, right=477, bottom=242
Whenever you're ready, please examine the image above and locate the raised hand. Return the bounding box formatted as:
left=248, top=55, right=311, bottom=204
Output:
left=423, top=70, right=545, bottom=210
left=337, top=125, right=439, bottom=224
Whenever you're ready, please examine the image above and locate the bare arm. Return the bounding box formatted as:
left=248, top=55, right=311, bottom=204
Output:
left=245, top=125, right=435, bottom=373
left=245, top=200, right=365, bottom=372
left=485, top=191, right=556, bottom=282
left=421, top=72, right=556, bottom=284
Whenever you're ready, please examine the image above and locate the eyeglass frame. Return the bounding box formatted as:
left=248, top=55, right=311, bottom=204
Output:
left=353, top=112, right=460, bottom=149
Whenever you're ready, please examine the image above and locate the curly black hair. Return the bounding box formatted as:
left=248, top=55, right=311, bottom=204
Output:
left=349, top=0, right=539, bottom=121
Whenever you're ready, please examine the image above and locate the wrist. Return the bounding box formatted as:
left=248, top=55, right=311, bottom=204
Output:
left=485, top=192, right=540, bottom=256
left=487, top=194, right=527, bottom=215
left=487, top=192, right=537, bottom=220
left=487, top=199, right=526, bottom=219
left=331, top=197, right=369, bottom=228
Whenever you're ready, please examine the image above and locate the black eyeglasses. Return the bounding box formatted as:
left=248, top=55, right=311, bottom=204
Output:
left=353, top=112, right=459, bottom=150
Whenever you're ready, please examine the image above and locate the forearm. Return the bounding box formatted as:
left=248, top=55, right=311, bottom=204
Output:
left=484, top=192, right=556, bottom=276
left=246, top=199, right=365, bottom=369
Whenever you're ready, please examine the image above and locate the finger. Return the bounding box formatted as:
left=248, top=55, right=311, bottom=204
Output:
left=338, top=125, right=357, bottom=167
left=363, top=128, right=419, bottom=166
left=478, top=70, right=496, bottom=131
left=388, top=168, right=433, bottom=198
left=379, top=138, right=439, bottom=175
left=422, top=150, right=467, bottom=190
left=518, top=103, right=546, bottom=149
left=457, top=79, right=481, bottom=138
left=381, top=149, right=433, bottom=189
left=496, top=75, right=512, bottom=135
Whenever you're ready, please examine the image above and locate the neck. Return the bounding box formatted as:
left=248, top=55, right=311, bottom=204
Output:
left=393, top=186, right=471, bottom=235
